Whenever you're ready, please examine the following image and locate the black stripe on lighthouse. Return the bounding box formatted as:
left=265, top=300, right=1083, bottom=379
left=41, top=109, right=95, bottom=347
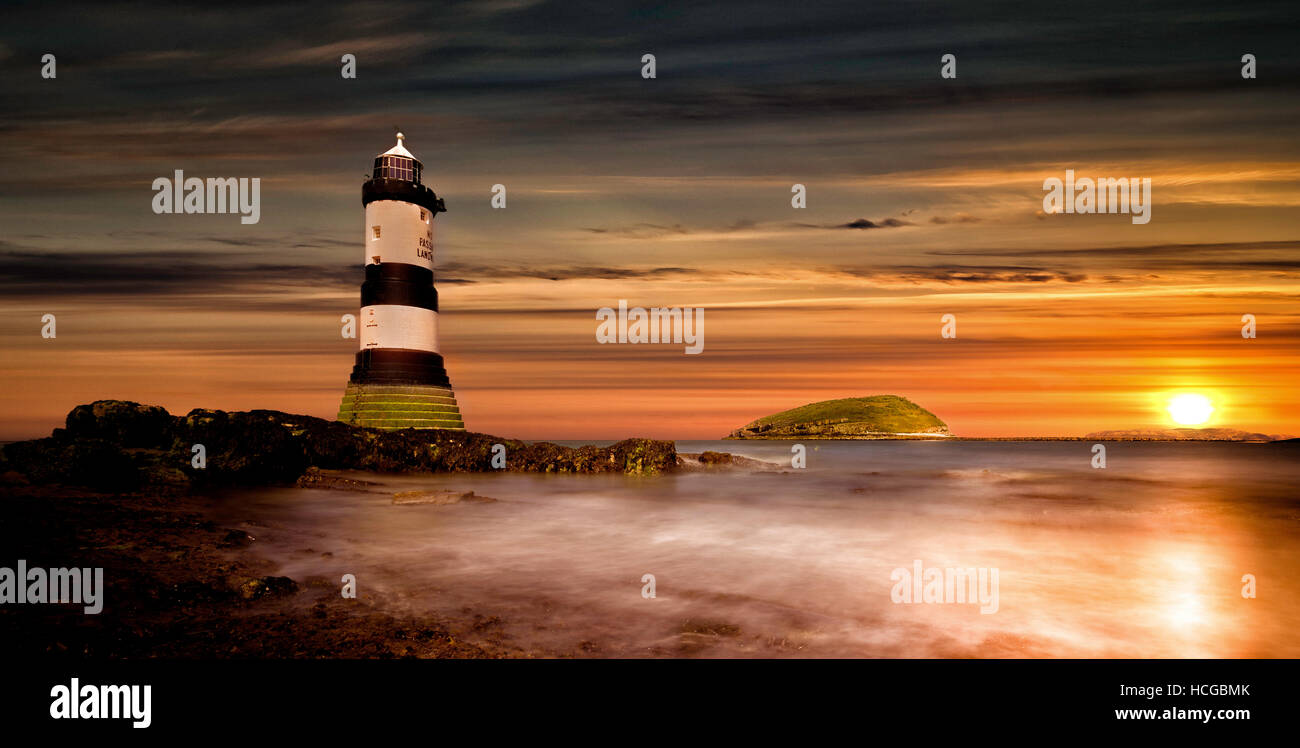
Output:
left=352, top=349, right=452, bottom=386
left=362, top=180, right=445, bottom=215
left=360, top=262, right=439, bottom=311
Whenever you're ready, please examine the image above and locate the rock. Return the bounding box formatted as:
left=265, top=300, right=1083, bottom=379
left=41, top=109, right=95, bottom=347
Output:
left=677, top=452, right=782, bottom=472
left=64, top=401, right=174, bottom=448
left=0, top=435, right=153, bottom=491
left=218, top=529, right=255, bottom=548
left=234, top=575, right=298, bottom=600
left=173, top=408, right=311, bottom=486
left=295, top=467, right=381, bottom=490
left=610, top=438, right=677, bottom=476
left=392, top=489, right=497, bottom=505
left=0, top=470, right=29, bottom=486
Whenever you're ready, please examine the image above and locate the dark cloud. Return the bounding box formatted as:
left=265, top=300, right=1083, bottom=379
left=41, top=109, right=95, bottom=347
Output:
left=925, top=240, right=1300, bottom=273
left=579, top=224, right=691, bottom=238
left=0, top=3, right=1295, bottom=306
left=0, top=245, right=1102, bottom=305
left=3, top=1, right=1295, bottom=180
left=439, top=262, right=704, bottom=282
left=833, top=265, right=1088, bottom=284
left=0, top=249, right=354, bottom=297
left=0, top=248, right=719, bottom=300
left=929, top=240, right=1300, bottom=259
left=840, top=218, right=912, bottom=230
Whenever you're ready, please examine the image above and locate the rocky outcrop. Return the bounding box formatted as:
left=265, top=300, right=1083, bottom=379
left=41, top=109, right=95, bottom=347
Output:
left=676, top=452, right=783, bottom=471
left=392, top=489, right=497, bottom=506
left=231, top=575, right=299, bottom=601
left=0, top=400, right=678, bottom=492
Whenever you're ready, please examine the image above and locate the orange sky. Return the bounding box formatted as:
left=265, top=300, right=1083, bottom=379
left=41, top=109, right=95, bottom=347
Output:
left=2, top=4, right=1298, bottom=440
left=4, top=204, right=1297, bottom=439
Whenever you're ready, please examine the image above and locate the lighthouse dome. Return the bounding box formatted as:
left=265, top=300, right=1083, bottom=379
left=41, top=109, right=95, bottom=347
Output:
left=362, top=131, right=445, bottom=216
left=373, top=132, right=423, bottom=184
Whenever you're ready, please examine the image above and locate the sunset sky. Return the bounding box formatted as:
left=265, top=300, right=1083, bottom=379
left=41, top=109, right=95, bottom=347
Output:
left=2, top=1, right=1298, bottom=439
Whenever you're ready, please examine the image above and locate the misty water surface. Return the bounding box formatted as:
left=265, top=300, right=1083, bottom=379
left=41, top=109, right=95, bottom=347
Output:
left=208, top=441, right=1300, bottom=657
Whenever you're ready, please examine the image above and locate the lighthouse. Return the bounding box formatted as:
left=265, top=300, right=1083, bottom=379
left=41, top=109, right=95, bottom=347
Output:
left=336, top=133, right=465, bottom=430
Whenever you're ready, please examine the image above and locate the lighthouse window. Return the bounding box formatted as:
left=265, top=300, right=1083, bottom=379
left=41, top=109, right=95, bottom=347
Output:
left=372, top=154, right=423, bottom=183
left=375, top=156, right=412, bottom=181
left=371, top=226, right=381, bottom=239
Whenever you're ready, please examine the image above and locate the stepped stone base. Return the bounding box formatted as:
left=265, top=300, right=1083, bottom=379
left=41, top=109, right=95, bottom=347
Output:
left=336, top=382, right=465, bottom=431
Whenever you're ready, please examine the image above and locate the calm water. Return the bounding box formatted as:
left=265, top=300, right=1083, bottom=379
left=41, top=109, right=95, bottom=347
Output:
left=210, top=441, right=1300, bottom=657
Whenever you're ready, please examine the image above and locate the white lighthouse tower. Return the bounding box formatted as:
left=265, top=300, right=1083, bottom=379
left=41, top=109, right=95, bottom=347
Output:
left=336, top=133, right=465, bottom=430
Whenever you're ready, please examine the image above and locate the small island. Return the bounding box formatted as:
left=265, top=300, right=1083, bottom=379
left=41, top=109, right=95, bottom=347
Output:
left=725, top=395, right=950, bottom=439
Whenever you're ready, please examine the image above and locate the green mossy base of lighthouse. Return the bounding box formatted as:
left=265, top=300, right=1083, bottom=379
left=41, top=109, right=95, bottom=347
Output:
left=336, top=383, right=465, bottom=431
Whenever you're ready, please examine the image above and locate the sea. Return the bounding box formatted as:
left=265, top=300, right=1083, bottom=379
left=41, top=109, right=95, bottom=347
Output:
left=208, top=440, right=1300, bottom=657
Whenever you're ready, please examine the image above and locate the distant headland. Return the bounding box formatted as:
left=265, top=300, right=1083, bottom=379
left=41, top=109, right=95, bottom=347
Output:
left=1082, top=427, right=1291, bottom=442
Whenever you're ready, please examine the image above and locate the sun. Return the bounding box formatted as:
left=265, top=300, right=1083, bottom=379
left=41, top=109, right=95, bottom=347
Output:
left=1167, top=394, right=1214, bottom=426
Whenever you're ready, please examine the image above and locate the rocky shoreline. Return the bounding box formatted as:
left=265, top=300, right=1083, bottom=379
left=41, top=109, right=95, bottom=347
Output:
left=0, top=400, right=678, bottom=493
left=0, top=483, right=518, bottom=658
left=0, top=401, right=783, bottom=660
